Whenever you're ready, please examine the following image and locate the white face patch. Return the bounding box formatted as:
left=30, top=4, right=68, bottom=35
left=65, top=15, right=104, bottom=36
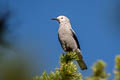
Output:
left=57, top=16, right=69, bottom=22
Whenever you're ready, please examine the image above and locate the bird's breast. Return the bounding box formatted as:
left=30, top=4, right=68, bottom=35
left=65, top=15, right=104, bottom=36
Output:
left=58, top=26, right=71, bottom=35
left=58, top=28, right=72, bottom=42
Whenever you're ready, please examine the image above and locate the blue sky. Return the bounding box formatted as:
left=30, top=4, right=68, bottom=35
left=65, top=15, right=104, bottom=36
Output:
left=0, top=0, right=120, bottom=79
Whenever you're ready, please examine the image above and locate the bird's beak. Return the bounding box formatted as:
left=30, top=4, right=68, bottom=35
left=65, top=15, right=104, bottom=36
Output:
left=51, top=18, right=58, bottom=21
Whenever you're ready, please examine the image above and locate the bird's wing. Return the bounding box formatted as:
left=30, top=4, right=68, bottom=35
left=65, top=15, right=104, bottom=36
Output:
left=70, top=29, right=81, bottom=49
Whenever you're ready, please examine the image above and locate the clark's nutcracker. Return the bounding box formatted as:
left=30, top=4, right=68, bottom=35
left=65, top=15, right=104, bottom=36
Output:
left=52, top=15, right=87, bottom=70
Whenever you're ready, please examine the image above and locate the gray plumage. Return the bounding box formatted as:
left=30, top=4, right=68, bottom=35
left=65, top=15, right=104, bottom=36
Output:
left=52, top=15, right=87, bottom=70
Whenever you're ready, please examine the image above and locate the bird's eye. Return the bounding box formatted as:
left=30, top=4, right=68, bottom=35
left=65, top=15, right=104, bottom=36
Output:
left=61, top=17, right=63, bottom=19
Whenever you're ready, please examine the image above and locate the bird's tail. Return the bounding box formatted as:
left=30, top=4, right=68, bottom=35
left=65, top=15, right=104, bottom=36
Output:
left=75, top=49, right=87, bottom=70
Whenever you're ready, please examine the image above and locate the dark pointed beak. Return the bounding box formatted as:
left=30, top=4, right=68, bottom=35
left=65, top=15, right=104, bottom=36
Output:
left=51, top=18, right=58, bottom=21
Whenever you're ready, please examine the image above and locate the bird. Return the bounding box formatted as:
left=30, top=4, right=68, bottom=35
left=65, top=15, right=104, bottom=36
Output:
left=52, top=15, right=87, bottom=70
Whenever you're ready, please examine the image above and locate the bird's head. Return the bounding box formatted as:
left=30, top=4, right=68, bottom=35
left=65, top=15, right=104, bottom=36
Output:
left=52, top=15, right=70, bottom=23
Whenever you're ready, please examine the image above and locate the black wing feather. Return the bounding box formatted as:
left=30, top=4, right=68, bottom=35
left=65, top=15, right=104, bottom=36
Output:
left=70, top=29, right=81, bottom=49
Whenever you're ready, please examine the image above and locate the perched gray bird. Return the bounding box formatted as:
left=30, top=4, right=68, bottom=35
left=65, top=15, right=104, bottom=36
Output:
left=52, top=15, right=87, bottom=70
